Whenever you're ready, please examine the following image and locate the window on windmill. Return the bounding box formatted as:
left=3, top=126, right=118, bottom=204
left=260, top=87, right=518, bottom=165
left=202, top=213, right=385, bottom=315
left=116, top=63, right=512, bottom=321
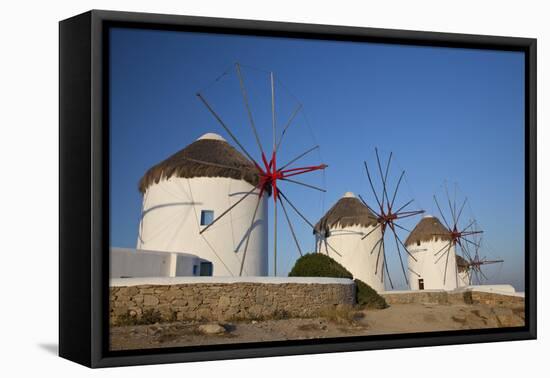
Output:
left=200, top=210, right=214, bottom=226
left=192, top=265, right=198, bottom=276
left=416, top=240, right=421, bottom=246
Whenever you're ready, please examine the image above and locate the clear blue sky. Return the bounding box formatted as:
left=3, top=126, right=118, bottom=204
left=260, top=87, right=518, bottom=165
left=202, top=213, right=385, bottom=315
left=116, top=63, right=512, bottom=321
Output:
left=110, top=27, right=525, bottom=290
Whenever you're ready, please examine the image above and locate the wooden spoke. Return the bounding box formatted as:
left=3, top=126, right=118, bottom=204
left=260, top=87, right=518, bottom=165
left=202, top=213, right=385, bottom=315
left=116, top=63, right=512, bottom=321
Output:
left=461, top=230, right=484, bottom=237
left=275, top=103, right=302, bottom=153
left=472, top=268, right=479, bottom=285
left=394, top=199, right=415, bottom=215
left=462, top=237, right=481, bottom=249
left=174, top=157, right=248, bottom=172
left=408, top=267, right=421, bottom=277
left=273, top=199, right=278, bottom=276
left=455, top=197, right=468, bottom=225
left=271, top=72, right=276, bottom=151
left=383, top=151, right=393, bottom=186
left=380, top=258, right=384, bottom=283
left=392, top=230, right=409, bottom=285
left=375, top=148, right=391, bottom=209
left=459, top=243, right=473, bottom=262
left=479, top=267, right=489, bottom=282
left=277, top=190, right=315, bottom=229
left=462, top=219, right=476, bottom=232
left=392, top=227, right=418, bottom=262
left=278, top=145, right=320, bottom=171
left=362, top=223, right=381, bottom=240
left=435, top=244, right=451, bottom=264
left=383, top=242, right=394, bottom=289
left=200, top=185, right=259, bottom=234
left=394, top=223, right=411, bottom=233
left=443, top=244, right=451, bottom=285
left=444, top=182, right=457, bottom=227
left=323, top=239, right=330, bottom=257
left=434, top=195, right=451, bottom=230
left=239, top=194, right=263, bottom=276
left=235, top=63, right=265, bottom=157
left=364, top=161, right=383, bottom=210
left=453, top=183, right=458, bottom=225
left=358, top=194, right=382, bottom=218
left=325, top=240, right=343, bottom=257
left=370, top=237, right=383, bottom=255
left=394, top=210, right=425, bottom=219
left=389, top=170, right=405, bottom=210
left=374, top=237, right=383, bottom=274
left=434, top=241, right=452, bottom=257
left=196, top=93, right=257, bottom=164
left=279, top=195, right=303, bottom=257
left=280, top=177, right=326, bottom=192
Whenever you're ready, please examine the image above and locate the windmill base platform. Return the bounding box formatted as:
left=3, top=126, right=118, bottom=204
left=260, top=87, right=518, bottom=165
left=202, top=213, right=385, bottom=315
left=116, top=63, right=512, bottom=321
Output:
left=380, top=285, right=523, bottom=306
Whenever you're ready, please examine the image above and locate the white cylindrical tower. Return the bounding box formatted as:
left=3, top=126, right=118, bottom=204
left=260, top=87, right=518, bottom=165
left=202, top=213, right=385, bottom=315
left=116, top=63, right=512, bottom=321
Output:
left=137, top=133, right=268, bottom=277
left=405, top=215, right=458, bottom=290
left=314, top=192, right=384, bottom=292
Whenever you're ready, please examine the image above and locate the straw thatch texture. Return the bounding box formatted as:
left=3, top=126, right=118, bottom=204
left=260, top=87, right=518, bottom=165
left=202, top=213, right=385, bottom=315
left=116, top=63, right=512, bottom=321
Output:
left=314, top=197, right=378, bottom=234
left=456, top=255, right=469, bottom=273
left=405, top=216, right=451, bottom=245
left=138, top=138, right=260, bottom=193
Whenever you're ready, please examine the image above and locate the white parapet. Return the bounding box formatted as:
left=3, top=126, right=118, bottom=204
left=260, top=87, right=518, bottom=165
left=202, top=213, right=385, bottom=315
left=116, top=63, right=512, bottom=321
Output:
left=462, top=284, right=522, bottom=297
left=110, top=276, right=355, bottom=287
left=110, top=247, right=211, bottom=278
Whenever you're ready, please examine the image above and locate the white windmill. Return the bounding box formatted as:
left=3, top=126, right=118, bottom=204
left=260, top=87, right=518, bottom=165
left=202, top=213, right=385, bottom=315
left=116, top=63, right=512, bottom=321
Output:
left=314, top=191, right=384, bottom=292
left=405, top=215, right=457, bottom=290
left=191, top=63, right=328, bottom=276
left=405, top=183, right=491, bottom=290
left=137, top=132, right=268, bottom=276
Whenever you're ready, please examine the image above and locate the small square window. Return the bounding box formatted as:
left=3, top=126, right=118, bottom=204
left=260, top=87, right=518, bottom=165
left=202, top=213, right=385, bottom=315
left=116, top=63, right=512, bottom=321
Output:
left=192, top=265, right=198, bottom=275
left=200, top=210, right=214, bottom=226
left=416, top=240, right=421, bottom=246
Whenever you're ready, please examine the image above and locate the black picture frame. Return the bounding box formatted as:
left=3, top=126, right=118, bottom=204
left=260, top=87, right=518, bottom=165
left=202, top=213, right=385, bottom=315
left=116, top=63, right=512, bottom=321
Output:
left=59, top=9, right=537, bottom=368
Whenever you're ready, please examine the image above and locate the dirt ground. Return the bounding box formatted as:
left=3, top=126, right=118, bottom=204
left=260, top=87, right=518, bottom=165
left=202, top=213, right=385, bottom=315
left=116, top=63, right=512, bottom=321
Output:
left=110, top=302, right=525, bottom=351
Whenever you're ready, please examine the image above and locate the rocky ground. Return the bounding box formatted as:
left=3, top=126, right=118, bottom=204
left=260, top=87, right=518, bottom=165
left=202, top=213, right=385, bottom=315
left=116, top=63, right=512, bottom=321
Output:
left=110, top=302, right=525, bottom=351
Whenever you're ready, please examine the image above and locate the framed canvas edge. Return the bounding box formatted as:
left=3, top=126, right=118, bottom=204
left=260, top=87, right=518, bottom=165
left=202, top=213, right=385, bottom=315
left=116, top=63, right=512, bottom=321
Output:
left=59, top=9, right=537, bottom=368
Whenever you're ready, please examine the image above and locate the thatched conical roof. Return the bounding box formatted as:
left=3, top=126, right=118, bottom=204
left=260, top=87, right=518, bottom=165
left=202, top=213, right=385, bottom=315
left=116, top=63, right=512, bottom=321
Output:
left=405, top=215, right=451, bottom=246
left=314, top=192, right=378, bottom=234
left=138, top=133, right=260, bottom=193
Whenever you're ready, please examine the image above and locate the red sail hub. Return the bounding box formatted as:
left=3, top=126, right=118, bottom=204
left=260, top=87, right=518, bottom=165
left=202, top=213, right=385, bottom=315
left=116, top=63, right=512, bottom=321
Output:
left=450, top=226, right=462, bottom=245
left=255, top=151, right=327, bottom=204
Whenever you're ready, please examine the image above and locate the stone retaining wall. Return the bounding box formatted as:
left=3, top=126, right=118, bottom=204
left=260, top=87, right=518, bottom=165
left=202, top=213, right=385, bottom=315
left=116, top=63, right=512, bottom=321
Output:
left=381, top=291, right=462, bottom=305
left=468, top=291, right=525, bottom=306
left=381, top=290, right=524, bottom=306
left=110, top=281, right=355, bottom=325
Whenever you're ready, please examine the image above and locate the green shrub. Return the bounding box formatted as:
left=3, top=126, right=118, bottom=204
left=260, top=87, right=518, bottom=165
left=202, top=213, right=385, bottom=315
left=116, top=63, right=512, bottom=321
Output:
left=354, top=279, right=388, bottom=309
left=289, top=254, right=388, bottom=310
left=288, top=253, right=353, bottom=279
